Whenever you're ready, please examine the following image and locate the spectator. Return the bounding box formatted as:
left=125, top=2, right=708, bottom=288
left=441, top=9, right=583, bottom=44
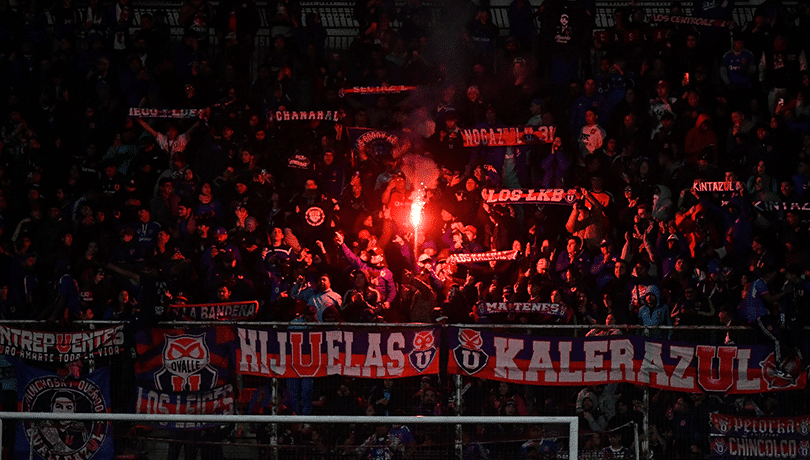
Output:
left=341, top=269, right=381, bottom=321
left=586, top=313, right=623, bottom=336
left=367, top=378, right=407, bottom=417
left=291, top=272, right=341, bottom=322
left=565, top=193, right=609, bottom=253
left=638, top=285, right=669, bottom=338
left=136, top=117, right=201, bottom=161
left=739, top=267, right=796, bottom=379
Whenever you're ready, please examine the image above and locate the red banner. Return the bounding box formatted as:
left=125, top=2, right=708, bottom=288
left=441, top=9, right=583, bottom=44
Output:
left=169, top=301, right=259, bottom=321
left=236, top=327, right=440, bottom=379
left=446, top=249, right=518, bottom=264
left=461, top=126, right=556, bottom=147
left=447, top=327, right=805, bottom=393
left=693, top=181, right=744, bottom=193
left=482, top=188, right=578, bottom=205
left=710, top=413, right=810, bottom=439
left=270, top=110, right=340, bottom=121
left=710, top=413, right=810, bottom=458
left=129, top=108, right=203, bottom=118
left=339, top=85, right=415, bottom=97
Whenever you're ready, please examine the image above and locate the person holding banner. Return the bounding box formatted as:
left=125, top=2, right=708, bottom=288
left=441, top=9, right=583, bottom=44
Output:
left=565, top=189, right=609, bottom=253
left=135, top=117, right=201, bottom=161
left=586, top=313, right=623, bottom=337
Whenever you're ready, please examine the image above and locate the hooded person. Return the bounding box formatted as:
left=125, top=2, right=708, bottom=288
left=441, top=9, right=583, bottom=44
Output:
left=638, top=285, right=670, bottom=339
left=576, top=389, right=609, bottom=433
left=684, top=113, right=718, bottom=164
left=651, top=184, right=673, bottom=222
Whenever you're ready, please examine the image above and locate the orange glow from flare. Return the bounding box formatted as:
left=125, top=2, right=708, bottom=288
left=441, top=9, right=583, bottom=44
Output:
left=411, top=186, right=425, bottom=231
left=411, top=197, right=423, bottom=230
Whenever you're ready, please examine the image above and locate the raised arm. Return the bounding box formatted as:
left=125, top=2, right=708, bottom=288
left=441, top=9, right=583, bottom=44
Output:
left=136, top=117, right=160, bottom=138
left=185, top=119, right=202, bottom=136
left=334, top=232, right=370, bottom=271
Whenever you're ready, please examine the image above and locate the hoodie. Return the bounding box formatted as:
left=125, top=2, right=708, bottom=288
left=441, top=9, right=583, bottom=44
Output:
left=651, top=184, right=673, bottom=222
left=684, top=113, right=718, bottom=164
left=638, top=285, right=670, bottom=338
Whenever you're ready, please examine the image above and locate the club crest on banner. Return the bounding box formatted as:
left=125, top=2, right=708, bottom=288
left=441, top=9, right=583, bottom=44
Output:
left=156, top=334, right=218, bottom=392
left=408, top=330, right=437, bottom=373
left=350, top=128, right=399, bottom=158
left=453, top=329, right=488, bottom=375
left=759, top=353, right=801, bottom=390
left=800, top=440, right=810, bottom=457
left=715, top=415, right=730, bottom=434
left=711, top=438, right=728, bottom=455
left=21, top=377, right=108, bottom=460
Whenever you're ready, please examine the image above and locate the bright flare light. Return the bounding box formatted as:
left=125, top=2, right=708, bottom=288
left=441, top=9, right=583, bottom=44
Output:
left=410, top=185, right=426, bottom=264
left=410, top=186, right=425, bottom=230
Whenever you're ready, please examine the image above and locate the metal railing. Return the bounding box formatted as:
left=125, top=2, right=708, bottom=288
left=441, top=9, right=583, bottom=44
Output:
left=0, top=412, right=580, bottom=460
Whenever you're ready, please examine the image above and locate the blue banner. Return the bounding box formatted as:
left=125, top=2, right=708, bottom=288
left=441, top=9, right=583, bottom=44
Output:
left=13, top=360, right=113, bottom=460
left=134, top=327, right=236, bottom=429
left=447, top=327, right=806, bottom=393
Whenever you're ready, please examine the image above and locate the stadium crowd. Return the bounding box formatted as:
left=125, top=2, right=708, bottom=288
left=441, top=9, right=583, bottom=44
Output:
left=2, top=0, right=810, bottom=458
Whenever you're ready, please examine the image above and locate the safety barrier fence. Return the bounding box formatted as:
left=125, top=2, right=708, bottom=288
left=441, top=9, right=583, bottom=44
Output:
left=0, top=412, right=581, bottom=460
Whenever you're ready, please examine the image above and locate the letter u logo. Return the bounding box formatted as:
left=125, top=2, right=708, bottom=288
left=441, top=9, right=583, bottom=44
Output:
left=290, top=332, right=323, bottom=377
left=462, top=350, right=479, bottom=368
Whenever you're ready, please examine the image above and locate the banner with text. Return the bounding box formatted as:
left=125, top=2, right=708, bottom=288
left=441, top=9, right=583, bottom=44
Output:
left=0, top=325, right=124, bottom=363
left=169, top=301, right=259, bottom=321
left=270, top=110, right=341, bottom=122
left=446, top=249, right=518, bottom=265
left=651, top=14, right=735, bottom=28
left=461, top=125, right=556, bottom=147
left=476, top=302, right=570, bottom=319
left=340, top=85, right=415, bottom=97
left=482, top=188, right=578, bottom=205
left=349, top=128, right=400, bottom=158
left=753, top=201, right=810, bottom=212
left=13, top=360, right=113, bottom=460
left=134, top=327, right=236, bottom=429
left=129, top=108, right=203, bottom=118
left=710, top=414, right=810, bottom=458
left=236, top=327, right=440, bottom=379
left=446, top=327, right=805, bottom=393
left=692, top=181, right=744, bottom=193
